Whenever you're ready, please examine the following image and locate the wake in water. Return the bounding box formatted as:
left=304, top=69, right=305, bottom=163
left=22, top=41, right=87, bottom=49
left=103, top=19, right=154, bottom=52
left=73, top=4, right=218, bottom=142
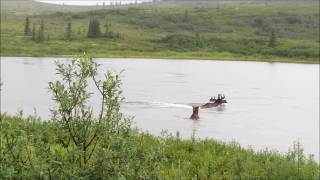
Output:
left=123, top=96, right=228, bottom=120
left=123, top=101, right=226, bottom=110
left=123, top=101, right=193, bottom=109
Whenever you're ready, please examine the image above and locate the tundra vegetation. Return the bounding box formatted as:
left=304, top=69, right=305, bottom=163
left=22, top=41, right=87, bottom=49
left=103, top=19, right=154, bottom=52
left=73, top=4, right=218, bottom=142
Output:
left=0, top=55, right=319, bottom=179
left=0, top=0, right=319, bottom=63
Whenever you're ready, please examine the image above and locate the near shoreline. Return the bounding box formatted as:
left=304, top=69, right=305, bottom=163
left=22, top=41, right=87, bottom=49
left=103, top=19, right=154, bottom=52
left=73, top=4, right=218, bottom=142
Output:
left=2, top=113, right=319, bottom=179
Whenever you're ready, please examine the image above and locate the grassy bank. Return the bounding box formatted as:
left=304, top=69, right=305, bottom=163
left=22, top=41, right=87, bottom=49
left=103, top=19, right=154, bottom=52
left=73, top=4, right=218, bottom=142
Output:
left=1, top=3, right=319, bottom=63
left=1, top=113, right=319, bottom=179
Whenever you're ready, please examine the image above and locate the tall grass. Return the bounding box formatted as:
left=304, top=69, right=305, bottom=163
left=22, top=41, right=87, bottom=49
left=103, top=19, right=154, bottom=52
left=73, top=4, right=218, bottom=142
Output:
left=1, top=113, right=319, bottom=179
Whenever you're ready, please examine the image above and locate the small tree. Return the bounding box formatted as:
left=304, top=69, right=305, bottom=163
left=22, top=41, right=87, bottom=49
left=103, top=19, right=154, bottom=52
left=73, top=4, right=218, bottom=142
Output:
left=103, top=19, right=121, bottom=40
left=104, top=20, right=109, bottom=36
left=268, top=31, right=276, bottom=48
left=103, top=18, right=112, bottom=37
left=24, top=16, right=31, bottom=35
left=31, top=24, right=36, bottom=41
left=48, top=54, right=131, bottom=166
left=87, top=18, right=101, bottom=38
left=37, top=20, right=45, bottom=42
left=66, top=22, right=72, bottom=40
left=183, top=10, right=189, bottom=23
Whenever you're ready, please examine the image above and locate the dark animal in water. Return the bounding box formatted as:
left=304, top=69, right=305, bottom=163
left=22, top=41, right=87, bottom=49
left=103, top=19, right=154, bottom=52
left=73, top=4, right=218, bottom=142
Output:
left=190, top=106, right=200, bottom=120
left=201, top=99, right=227, bottom=109
left=202, top=94, right=227, bottom=108
left=190, top=94, right=227, bottom=120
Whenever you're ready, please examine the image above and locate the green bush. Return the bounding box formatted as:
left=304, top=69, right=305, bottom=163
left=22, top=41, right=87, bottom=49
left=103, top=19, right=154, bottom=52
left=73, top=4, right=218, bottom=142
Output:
left=1, top=113, right=319, bottom=179
left=161, top=33, right=204, bottom=50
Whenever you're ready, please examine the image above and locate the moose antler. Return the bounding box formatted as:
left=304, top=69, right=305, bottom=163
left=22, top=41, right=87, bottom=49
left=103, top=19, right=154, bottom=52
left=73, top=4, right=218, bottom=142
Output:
left=217, top=94, right=221, bottom=100
left=222, top=94, right=225, bottom=100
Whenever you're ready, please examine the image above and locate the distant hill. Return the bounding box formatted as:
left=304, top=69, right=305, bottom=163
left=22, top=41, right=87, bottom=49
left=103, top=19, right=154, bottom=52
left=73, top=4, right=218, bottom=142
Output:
left=2, top=0, right=318, bottom=17
left=0, top=0, right=111, bottom=16
left=161, top=0, right=317, bottom=2
left=156, top=0, right=319, bottom=7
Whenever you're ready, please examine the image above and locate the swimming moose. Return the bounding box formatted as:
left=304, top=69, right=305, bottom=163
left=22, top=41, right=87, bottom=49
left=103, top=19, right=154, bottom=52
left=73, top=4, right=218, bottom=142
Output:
left=190, top=94, right=227, bottom=120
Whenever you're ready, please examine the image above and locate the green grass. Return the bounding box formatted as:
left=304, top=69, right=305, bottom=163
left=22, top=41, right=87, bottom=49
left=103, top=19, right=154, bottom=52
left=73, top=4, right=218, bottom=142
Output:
left=1, top=2, right=319, bottom=63
left=1, top=113, right=319, bottom=179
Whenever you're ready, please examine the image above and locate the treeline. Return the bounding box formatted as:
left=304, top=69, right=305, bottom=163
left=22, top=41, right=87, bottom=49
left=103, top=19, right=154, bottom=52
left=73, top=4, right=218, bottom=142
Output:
left=23, top=16, right=121, bottom=42
left=87, top=17, right=121, bottom=39
left=24, top=17, right=45, bottom=42
left=26, top=7, right=319, bottom=42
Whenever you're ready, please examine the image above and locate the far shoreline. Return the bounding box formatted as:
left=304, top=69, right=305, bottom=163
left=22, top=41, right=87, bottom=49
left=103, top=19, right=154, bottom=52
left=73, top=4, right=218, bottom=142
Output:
left=1, top=53, right=319, bottom=64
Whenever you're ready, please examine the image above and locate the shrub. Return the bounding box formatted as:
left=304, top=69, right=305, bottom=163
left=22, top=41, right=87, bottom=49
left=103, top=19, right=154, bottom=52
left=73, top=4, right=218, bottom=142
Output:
left=48, top=54, right=131, bottom=166
left=161, top=34, right=204, bottom=50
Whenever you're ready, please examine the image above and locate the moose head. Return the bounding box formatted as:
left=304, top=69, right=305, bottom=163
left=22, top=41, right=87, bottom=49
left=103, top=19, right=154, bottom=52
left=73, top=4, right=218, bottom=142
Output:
left=190, top=106, right=200, bottom=120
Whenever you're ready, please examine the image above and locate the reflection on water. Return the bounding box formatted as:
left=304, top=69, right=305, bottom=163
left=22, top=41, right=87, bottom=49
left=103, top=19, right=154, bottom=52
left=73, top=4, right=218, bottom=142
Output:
left=1, top=57, right=319, bottom=159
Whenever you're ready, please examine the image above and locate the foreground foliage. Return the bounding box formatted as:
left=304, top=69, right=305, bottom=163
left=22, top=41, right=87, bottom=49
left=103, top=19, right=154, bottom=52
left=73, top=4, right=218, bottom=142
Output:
left=1, top=114, right=319, bottom=179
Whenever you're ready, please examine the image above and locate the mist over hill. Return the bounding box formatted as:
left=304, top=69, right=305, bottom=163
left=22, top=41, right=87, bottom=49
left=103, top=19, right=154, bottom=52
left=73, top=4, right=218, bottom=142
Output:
left=1, top=0, right=318, bottom=16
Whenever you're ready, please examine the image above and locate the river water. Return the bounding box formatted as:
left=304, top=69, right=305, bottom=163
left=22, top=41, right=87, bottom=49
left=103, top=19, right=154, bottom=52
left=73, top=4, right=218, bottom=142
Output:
left=1, top=57, right=319, bottom=158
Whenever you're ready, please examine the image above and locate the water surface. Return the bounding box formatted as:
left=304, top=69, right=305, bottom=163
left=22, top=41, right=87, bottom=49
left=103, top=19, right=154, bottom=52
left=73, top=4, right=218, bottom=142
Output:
left=1, top=57, right=319, bottom=158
